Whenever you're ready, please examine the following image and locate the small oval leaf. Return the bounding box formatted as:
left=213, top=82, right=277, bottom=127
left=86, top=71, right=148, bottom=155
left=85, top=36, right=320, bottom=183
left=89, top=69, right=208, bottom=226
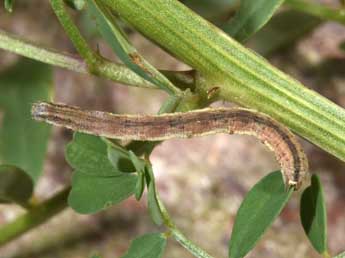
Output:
left=0, top=165, right=33, bottom=206
left=147, top=181, right=163, bottom=226
left=135, top=171, right=145, bottom=201
left=66, top=133, right=123, bottom=177
left=146, top=166, right=163, bottom=226
left=107, top=144, right=135, bottom=173
left=120, top=233, right=167, bottom=258
left=300, top=174, right=328, bottom=254
left=229, top=171, right=293, bottom=258
left=68, top=171, right=137, bottom=214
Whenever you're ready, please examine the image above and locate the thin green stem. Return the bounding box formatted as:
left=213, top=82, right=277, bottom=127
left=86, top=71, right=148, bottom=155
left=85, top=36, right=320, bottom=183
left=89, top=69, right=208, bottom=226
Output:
left=49, top=0, right=193, bottom=93
left=0, top=187, right=70, bottom=246
left=286, top=0, right=345, bottom=25
left=92, top=0, right=183, bottom=96
left=50, top=0, right=98, bottom=66
left=0, top=29, right=194, bottom=89
left=157, top=196, right=215, bottom=258
left=0, top=29, right=86, bottom=73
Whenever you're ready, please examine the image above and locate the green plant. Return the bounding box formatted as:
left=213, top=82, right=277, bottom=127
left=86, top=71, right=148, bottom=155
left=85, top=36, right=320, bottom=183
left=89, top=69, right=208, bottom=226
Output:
left=1, top=0, right=345, bottom=257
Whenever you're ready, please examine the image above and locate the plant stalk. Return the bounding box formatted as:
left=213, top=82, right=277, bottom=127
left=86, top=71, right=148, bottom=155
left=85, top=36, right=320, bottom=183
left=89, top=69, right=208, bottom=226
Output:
left=0, top=187, right=70, bottom=246
left=0, top=29, right=194, bottom=90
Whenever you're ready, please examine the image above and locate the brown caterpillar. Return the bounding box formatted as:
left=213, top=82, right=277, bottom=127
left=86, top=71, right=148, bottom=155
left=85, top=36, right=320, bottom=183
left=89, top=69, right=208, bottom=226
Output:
left=31, top=102, right=309, bottom=190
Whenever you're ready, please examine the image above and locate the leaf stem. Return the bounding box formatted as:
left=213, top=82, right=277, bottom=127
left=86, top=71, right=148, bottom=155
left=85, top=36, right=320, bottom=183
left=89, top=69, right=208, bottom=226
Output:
left=50, top=0, right=99, bottom=67
left=0, top=187, right=70, bottom=247
left=286, top=0, right=345, bottom=25
left=0, top=29, right=194, bottom=89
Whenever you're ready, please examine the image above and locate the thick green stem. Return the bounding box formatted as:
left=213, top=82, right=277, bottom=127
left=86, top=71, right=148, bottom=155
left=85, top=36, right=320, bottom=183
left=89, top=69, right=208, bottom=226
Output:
left=0, top=187, right=70, bottom=246
left=0, top=29, right=194, bottom=89
left=286, top=0, right=345, bottom=25
left=102, top=0, right=345, bottom=161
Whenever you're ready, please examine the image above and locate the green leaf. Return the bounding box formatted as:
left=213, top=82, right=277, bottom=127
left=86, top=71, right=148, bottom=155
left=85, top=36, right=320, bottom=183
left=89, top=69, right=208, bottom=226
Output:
left=145, top=166, right=163, bottom=226
left=0, top=58, right=52, bottom=182
left=135, top=171, right=145, bottom=201
left=85, top=0, right=179, bottom=95
left=120, top=233, right=167, bottom=258
left=147, top=182, right=163, bottom=226
left=66, top=133, right=124, bottom=176
left=64, top=0, right=85, bottom=10
left=0, top=165, right=33, bottom=206
left=128, top=150, right=147, bottom=200
left=229, top=171, right=293, bottom=258
left=4, top=0, right=13, bottom=12
left=300, top=174, right=328, bottom=254
left=68, top=171, right=137, bottom=214
left=106, top=143, right=135, bottom=173
left=222, top=0, right=285, bottom=42
left=128, top=151, right=146, bottom=173
left=66, top=133, right=138, bottom=214
left=247, top=10, right=321, bottom=56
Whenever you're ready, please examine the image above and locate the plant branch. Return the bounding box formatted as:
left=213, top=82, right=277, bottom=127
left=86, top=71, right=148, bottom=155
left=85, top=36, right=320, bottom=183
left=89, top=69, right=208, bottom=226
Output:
left=286, top=0, right=345, bottom=25
left=102, top=0, right=345, bottom=162
left=50, top=0, right=98, bottom=66
left=0, top=187, right=70, bottom=246
left=0, top=29, right=194, bottom=89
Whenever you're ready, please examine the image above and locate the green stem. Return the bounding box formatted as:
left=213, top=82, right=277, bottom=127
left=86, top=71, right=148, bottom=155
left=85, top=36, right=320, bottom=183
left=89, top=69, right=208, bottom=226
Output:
left=0, top=29, right=85, bottom=73
left=157, top=196, right=215, bottom=258
left=0, top=29, right=194, bottom=89
left=49, top=0, right=194, bottom=93
left=286, top=0, right=345, bottom=25
left=0, top=187, right=70, bottom=246
left=102, top=0, right=345, bottom=162
left=50, top=0, right=98, bottom=66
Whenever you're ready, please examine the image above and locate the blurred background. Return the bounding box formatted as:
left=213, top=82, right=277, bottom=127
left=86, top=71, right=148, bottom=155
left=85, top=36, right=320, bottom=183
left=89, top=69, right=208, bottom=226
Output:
left=0, top=0, right=345, bottom=257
